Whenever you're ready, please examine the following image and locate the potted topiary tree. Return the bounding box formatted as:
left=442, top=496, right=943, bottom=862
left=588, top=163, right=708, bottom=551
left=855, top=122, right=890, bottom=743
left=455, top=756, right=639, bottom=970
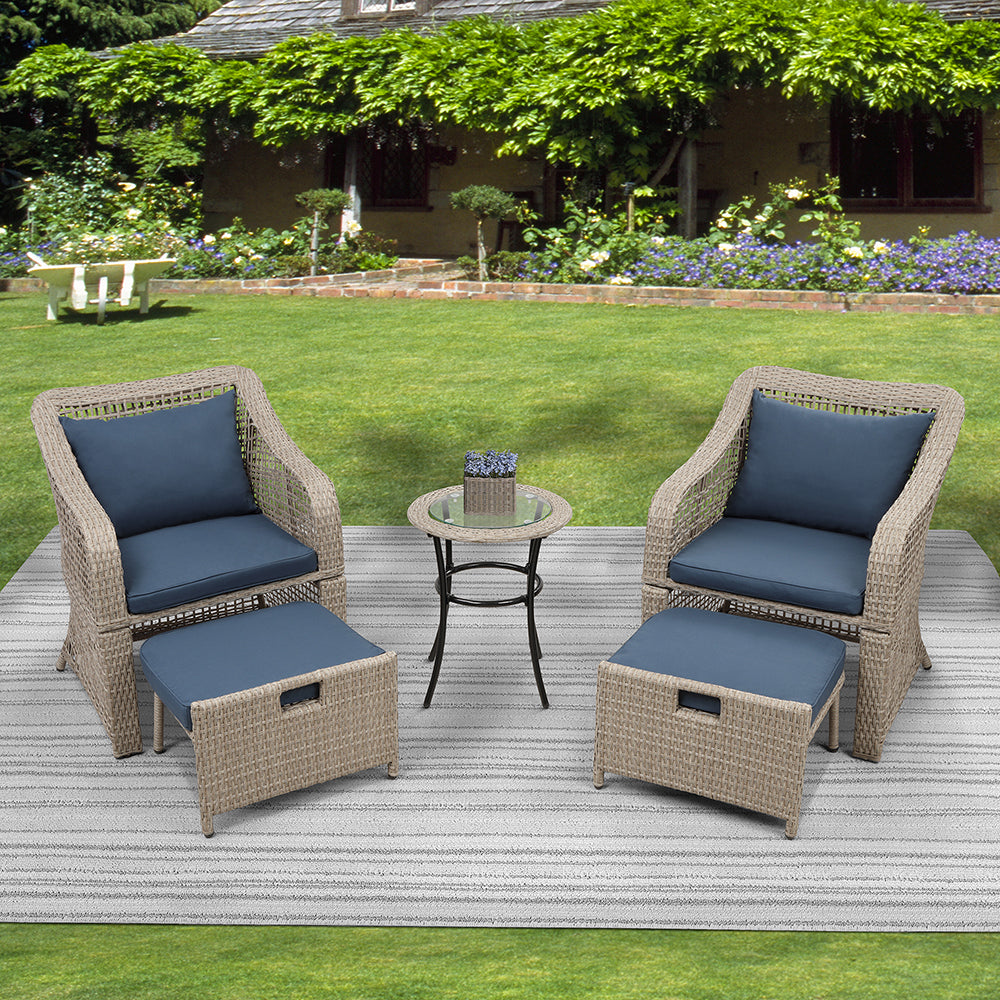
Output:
left=450, top=185, right=521, bottom=281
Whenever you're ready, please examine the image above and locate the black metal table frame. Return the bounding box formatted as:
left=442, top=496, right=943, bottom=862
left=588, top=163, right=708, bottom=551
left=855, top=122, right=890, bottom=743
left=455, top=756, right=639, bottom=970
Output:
left=424, top=535, right=548, bottom=708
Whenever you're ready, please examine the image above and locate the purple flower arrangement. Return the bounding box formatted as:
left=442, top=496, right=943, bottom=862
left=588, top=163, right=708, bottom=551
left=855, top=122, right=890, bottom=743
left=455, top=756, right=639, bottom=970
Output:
left=464, top=449, right=518, bottom=478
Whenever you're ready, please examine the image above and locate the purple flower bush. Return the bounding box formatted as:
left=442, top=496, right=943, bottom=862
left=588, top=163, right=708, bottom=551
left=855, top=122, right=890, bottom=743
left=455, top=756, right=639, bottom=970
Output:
left=515, top=231, right=1000, bottom=296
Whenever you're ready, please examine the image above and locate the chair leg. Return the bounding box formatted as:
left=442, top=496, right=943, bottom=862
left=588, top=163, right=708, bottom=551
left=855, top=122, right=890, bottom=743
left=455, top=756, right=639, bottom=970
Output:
left=64, top=621, right=143, bottom=758
left=918, top=635, right=933, bottom=670
left=853, top=628, right=922, bottom=763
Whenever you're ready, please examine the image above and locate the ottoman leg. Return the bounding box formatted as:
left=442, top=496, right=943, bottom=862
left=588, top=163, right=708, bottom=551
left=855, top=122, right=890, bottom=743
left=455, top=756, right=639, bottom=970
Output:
left=593, top=765, right=604, bottom=789
left=153, top=694, right=165, bottom=753
left=827, top=691, right=840, bottom=752
left=785, top=816, right=799, bottom=839
left=200, top=805, right=214, bottom=838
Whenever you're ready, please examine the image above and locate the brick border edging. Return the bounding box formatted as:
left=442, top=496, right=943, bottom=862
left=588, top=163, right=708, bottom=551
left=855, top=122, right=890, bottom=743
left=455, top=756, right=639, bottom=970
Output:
left=340, top=281, right=1000, bottom=315
left=6, top=261, right=1000, bottom=314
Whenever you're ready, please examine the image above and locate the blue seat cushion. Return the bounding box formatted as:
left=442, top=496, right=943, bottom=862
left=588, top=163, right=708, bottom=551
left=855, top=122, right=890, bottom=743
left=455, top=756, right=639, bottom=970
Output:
left=139, top=601, right=385, bottom=731
left=725, top=389, right=934, bottom=538
left=669, top=517, right=870, bottom=616
left=60, top=390, right=259, bottom=538
left=608, top=607, right=845, bottom=722
left=119, top=514, right=318, bottom=615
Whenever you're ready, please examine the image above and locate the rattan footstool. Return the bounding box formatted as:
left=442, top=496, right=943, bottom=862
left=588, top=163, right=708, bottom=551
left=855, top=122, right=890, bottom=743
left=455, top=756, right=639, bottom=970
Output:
left=593, top=607, right=844, bottom=838
left=139, top=601, right=398, bottom=836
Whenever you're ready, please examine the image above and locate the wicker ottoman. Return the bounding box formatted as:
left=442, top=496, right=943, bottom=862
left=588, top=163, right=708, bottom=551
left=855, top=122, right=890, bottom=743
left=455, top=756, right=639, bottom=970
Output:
left=139, top=601, right=398, bottom=836
left=593, top=607, right=844, bottom=838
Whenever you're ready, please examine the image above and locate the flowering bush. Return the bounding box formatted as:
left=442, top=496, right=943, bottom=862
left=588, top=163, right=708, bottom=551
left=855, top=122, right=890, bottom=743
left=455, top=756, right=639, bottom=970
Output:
left=608, top=230, right=1000, bottom=295
left=2, top=217, right=398, bottom=280
left=519, top=198, right=665, bottom=284
left=465, top=449, right=518, bottom=478
left=159, top=219, right=398, bottom=279
left=20, top=153, right=201, bottom=239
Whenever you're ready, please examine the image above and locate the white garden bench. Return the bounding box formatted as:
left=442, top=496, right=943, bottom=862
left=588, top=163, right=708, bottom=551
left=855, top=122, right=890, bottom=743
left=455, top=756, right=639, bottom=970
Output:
left=27, top=253, right=175, bottom=324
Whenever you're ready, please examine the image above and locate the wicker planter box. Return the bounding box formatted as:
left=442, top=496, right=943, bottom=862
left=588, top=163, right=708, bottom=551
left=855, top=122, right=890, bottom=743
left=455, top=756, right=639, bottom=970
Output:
left=463, top=475, right=516, bottom=515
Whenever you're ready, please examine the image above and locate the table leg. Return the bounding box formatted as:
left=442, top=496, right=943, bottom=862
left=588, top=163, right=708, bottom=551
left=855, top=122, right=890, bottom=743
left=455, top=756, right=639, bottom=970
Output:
left=525, top=537, right=548, bottom=708
left=424, top=535, right=450, bottom=708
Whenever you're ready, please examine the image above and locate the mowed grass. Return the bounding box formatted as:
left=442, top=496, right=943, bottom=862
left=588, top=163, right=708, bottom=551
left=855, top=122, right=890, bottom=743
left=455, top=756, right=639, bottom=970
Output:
left=1, top=289, right=998, bottom=588
left=1, top=924, right=998, bottom=1000
left=2, top=290, right=998, bottom=996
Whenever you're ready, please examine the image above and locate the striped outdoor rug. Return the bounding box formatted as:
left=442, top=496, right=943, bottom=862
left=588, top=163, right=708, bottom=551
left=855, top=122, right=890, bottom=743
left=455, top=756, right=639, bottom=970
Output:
left=1, top=526, right=998, bottom=930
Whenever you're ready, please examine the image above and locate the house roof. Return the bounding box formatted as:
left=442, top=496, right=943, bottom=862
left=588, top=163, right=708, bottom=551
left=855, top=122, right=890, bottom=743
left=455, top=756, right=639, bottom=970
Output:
left=163, top=0, right=1000, bottom=60
left=165, top=1, right=612, bottom=59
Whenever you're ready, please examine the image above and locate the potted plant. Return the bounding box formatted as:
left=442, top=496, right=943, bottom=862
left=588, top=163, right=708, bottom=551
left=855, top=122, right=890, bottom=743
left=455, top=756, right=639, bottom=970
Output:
left=464, top=449, right=518, bottom=515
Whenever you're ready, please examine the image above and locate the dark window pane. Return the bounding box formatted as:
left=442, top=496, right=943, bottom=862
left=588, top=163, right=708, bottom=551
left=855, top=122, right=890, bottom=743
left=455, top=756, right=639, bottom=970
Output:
left=912, top=112, right=977, bottom=200
left=838, top=109, right=898, bottom=200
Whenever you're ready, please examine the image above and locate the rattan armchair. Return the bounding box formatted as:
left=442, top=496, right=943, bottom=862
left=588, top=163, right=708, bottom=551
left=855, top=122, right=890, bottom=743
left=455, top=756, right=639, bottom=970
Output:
left=642, top=366, right=964, bottom=762
left=32, top=366, right=346, bottom=758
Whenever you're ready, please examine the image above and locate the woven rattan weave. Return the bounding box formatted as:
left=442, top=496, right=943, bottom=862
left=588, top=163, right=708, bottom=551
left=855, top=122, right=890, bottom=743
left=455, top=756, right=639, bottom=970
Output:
left=31, top=366, right=346, bottom=758
left=593, top=659, right=843, bottom=838
left=641, top=366, right=964, bottom=762
left=153, top=650, right=399, bottom=837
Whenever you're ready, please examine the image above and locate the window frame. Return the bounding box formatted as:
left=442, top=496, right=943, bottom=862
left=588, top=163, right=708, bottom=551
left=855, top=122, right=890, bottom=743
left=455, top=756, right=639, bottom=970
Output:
left=830, top=103, right=986, bottom=213
left=362, top=133, right=430, bottom=210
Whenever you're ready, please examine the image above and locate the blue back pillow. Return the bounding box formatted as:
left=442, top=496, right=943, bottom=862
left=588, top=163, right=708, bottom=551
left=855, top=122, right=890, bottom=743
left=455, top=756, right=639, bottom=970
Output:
left=725, top=390, right=934, bottom=538
left=60, top=390, right=259, bottom=538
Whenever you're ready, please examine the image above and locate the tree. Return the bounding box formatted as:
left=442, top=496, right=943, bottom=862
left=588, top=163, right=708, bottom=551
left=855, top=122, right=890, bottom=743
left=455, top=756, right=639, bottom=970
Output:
left=0, top=1, right=219, bottom=222
left=450, top=185, right=521, bottom=279
left=0, top=1, right=216, bottom=69
left=295, top=188, right=351, bottom=275
left=8, top=0, right=1000, bottom=232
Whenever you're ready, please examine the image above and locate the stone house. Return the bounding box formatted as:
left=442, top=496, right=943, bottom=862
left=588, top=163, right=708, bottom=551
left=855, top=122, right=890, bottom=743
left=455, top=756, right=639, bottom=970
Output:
left=165, top=0, right=1000, bottom=255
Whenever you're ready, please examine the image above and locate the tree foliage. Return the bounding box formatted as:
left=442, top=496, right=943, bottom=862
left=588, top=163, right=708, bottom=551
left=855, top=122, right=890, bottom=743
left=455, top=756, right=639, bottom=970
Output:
left=6, top=0, right=1000, bottom=198
left=0, top=0, right=216, bottom=71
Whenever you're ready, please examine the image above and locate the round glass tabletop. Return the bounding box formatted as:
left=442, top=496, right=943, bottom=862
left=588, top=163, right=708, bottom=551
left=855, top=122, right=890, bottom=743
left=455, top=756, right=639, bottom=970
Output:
left=428, top=488, right=553, bottom=529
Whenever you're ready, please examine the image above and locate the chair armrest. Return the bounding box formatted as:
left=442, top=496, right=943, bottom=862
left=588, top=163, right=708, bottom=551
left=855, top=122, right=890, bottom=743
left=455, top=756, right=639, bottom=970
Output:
left=642, top=393, right=753, bottom=588
left=864, top=397, right=964, bottom=631
left=236, top=372, right=345, bottom=577
left=31, top=398, right=129, bottom=626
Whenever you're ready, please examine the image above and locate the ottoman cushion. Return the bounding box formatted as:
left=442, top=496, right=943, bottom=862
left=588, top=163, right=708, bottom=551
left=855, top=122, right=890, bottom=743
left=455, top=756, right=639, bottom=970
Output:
left=139, top=601, right=384, bottom=730
left=669, top=517, right=870, bottom=616
left=607, top=607, right=845, bottom=722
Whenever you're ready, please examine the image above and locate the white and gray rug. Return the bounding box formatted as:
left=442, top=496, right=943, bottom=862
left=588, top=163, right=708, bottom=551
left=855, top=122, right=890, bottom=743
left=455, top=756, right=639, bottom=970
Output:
left=1, top=526, right=998, bottom=930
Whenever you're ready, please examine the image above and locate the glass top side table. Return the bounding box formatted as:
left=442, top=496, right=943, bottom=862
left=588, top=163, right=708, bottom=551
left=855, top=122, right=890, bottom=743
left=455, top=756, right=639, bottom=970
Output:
left=406, top=484, right=573, bottom=708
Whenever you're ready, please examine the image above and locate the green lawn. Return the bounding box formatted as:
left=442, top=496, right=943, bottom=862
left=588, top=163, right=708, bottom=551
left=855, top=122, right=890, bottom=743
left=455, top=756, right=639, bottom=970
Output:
left=1, top=290, right=997, bottom=996
left=1, top=290, right=997, bottom=588
left=1, top=925, right=998, bottom=1000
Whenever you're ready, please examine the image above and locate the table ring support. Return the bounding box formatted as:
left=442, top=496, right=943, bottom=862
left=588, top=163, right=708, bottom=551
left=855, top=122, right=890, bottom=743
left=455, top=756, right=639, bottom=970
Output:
left=424, top=536, right=547, bottom=709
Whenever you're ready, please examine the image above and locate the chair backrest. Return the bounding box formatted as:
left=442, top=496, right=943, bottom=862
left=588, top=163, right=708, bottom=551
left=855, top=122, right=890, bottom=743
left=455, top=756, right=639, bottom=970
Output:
left=31, top=366, right=267, bottom=537
left=723, top=366, right=965, bottom=534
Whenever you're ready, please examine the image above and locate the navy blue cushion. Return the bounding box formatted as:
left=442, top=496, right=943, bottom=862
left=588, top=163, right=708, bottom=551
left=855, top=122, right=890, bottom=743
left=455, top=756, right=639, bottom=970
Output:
left=608, top=607, right=845, bottom=722
left=60, top=390, right=258, bottom=538
left=725, top=390, right=934, bottom=538
left=669, top=517, right=870, bottom=616
left=119, top=514, right=318, bottom=615
left=139, top=601, right=385, bottom=731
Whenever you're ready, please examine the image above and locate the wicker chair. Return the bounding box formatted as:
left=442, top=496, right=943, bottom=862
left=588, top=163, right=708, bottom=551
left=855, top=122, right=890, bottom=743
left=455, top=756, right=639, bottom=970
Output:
left=32, top=366, right=346, bottom=758
left=642, top=366, right=964, bottom=762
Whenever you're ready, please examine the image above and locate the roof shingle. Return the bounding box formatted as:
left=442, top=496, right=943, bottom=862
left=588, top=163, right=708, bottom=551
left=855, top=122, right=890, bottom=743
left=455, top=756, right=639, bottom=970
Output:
left=165, top=0, right=1000, bottom=60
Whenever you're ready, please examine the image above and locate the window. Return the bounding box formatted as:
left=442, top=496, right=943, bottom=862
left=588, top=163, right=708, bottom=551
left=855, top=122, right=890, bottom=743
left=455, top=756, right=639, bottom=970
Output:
left=832, top=104, right=983, bottom=209
left=360, top=133, right=429, bottom=208
left=358, top=0, right=416, bottom=11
